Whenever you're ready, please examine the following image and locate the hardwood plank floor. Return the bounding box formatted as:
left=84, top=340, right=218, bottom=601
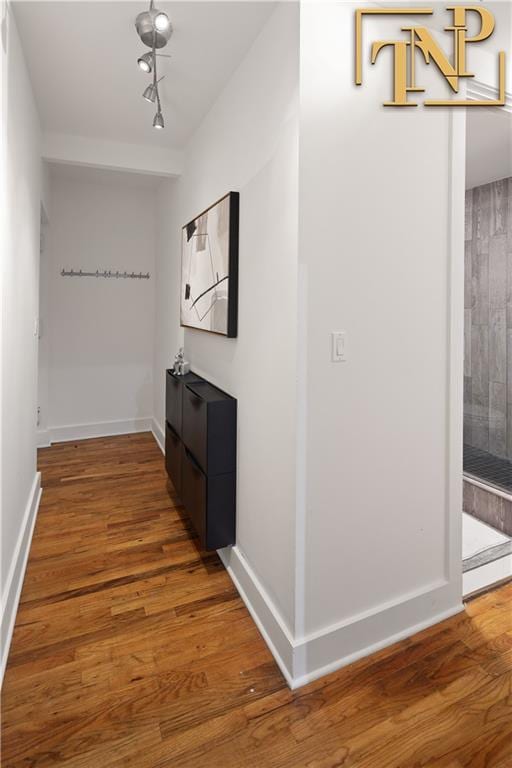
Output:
left=2, top=433, right=511, bottom=767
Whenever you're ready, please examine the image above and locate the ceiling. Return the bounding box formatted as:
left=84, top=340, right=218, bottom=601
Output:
left=13, top=1, right=274, bottom=150
left=466, top=108, right=512, bottom=189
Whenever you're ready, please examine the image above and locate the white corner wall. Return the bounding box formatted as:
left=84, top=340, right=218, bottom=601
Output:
left=153, top=3, right=300, bottom=657
left=44, top=171, right=157, bottom=441
left=152, top=177, right=182, bottom=451
left=294, top=1, right=464, bottom=685
left=1, top=0, right=43, bottom=682
left=154, top=2, right=464, bottom=688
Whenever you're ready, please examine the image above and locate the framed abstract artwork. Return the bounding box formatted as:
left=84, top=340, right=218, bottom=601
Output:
left=180, top=191, right=239, bottom=338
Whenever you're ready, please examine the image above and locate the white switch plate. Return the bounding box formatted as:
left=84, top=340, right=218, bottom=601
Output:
left=331, top=331, right=346, bottom=362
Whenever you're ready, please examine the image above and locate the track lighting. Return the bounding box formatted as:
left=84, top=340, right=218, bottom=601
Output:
left=137, top=51, right=154, bottom=73
left=135, top=1, right=171, bottom=130
left=153, top=112, right=164, bottom=130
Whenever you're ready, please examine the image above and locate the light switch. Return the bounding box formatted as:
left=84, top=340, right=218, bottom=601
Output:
left=331, top=331, right=346, bottom=362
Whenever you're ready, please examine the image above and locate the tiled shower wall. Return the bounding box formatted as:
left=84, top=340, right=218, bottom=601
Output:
left=464, top=177, right=512, bottom=459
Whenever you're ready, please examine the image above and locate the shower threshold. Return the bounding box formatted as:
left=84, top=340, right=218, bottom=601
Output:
left=463, top=444, right=512, bottom=495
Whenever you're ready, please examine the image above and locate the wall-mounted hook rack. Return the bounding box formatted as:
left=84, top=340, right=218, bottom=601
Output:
left=60, top=268, right=150, bottom=280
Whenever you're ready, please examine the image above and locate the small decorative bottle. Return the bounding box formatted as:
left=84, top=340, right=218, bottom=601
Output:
left=173, top=347, right=190, bottom=376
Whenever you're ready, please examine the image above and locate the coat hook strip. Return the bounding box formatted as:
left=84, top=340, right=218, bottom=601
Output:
left=61, top=269, right=150, bottom=279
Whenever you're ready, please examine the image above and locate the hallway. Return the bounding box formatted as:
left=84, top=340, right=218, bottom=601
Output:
left=2, top=435, right=512, bottom=768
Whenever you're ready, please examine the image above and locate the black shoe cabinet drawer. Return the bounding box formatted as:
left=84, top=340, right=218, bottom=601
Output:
left=165, top=370, right=202, bottom=436
left=165, top=422, right=182, bottom=495
left=164, top=369, right=237, bottom=551
left=182, top=380, right=237, bottom=476
left=181, top=447, right=236, bottom=551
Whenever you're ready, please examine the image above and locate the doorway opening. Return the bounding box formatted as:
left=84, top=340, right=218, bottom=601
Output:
left=462, top=106, right=512, bottom=597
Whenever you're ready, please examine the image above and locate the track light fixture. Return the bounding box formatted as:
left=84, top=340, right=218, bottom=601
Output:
left=137, top=52, right=154, bottom=73
left=135, top=1, right=171, bottom=129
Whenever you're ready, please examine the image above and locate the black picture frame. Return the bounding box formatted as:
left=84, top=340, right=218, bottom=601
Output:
left=180, top=191, right=239, bottom=338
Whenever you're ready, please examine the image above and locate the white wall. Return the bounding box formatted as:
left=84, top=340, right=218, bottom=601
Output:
left=44, top=168, right=157, bottom=440
left=153, top=178, right=182, bottom=444
left=37, top=207, right=49, bottom=445
left=294, top=2, right=463, bottom=683
left=1, top=0, right=43, bottom=679
left=153, top=3, right=300, bottom=638
left=466, top=109, right=512, bottom=189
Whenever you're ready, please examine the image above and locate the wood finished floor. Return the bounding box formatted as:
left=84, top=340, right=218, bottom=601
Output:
left=2, top=433, right=512, bottom=768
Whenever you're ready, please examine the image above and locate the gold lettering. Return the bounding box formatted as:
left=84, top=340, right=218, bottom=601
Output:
left=355, top=8, right=433, bottom=85
left=406, top=26, right=459, bottom=91
left=446, top=6, right=495, bottom=76
left=371, top=40, right=417, bottom=105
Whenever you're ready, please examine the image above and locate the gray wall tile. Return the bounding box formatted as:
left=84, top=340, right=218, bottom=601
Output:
left=489, top=381, right=507, bottom=457
left=464, top=241, right=472, bottom=309
left=471, top=247, right=489, bottom=325
left=491, top=179, right=507, bottom=236
left=473, top=184, right=490, bottom=252
left=471, top=324, right=489, bottom=406
left=489, top=235, right=507, bottom=310
left=463, top=480, right=512, bottom=536
left=507, top=244, right=512, bottom=328
left=465, top=188, right=473, bottom=241
left=489, top=308, right=506, bottom=384
left=464, top=309, right=472, bottom=377
left=465, top=179, right=512, bottom=460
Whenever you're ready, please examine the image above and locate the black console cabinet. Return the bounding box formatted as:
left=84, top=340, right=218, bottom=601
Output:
left=165, top=369, right=236, bottom=550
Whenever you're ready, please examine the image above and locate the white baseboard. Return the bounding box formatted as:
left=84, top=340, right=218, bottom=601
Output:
left=1, top=472, right=42, bottom=686
left=37, top=429, right=51, bottom=448
left=49, top=418, right=152, bottom=444
left=219, top=545, right=463, bottom=689
left=291, top=588, right=463, bottom=688
left=151, top=418, right=165, bottom=455
left=218, top=546, right=295, bottom=687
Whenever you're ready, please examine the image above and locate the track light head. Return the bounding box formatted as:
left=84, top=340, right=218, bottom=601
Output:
left=137, top=51, right=154, bottom=73
left=135, top=8, right=172, bottom=48
left=143, top=83, right=157, bottom=102
left=153, top=111, right=164, bottom=130
left=143, top=75, right=164, bottom=103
